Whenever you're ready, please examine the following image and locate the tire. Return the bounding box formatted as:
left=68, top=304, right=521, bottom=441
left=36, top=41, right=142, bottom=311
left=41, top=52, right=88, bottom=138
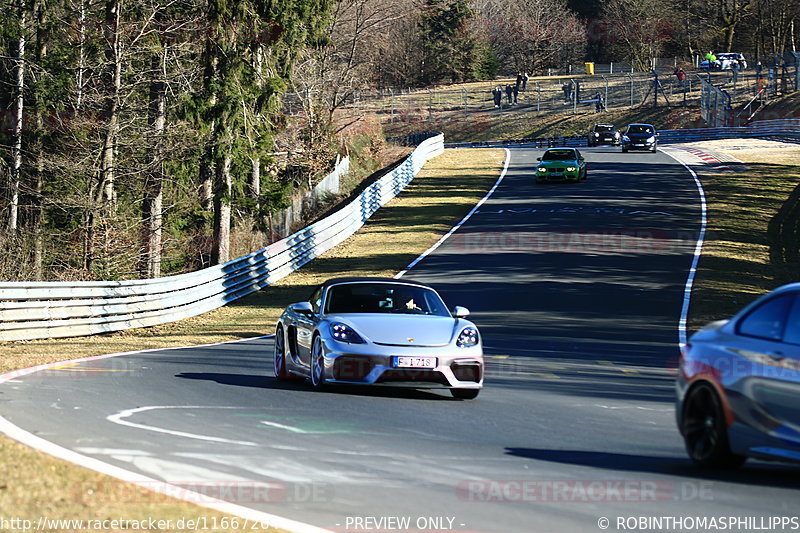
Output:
left=582, top=169, right=588, bottom=180
left=451, top=388, right=480, bottom=400
left=274, top=326, right=290, bottom=380
left=681, top=383, right=746, bottom=468
left=310, top=334, right=327, bottom=390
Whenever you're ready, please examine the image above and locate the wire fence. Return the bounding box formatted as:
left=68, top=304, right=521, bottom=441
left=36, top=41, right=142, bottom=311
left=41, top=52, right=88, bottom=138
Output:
left=331, top=72, right=701, bottom=121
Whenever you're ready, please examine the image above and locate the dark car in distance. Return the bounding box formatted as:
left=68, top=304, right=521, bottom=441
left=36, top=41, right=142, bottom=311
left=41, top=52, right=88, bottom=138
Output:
left=587, top=124, right=621, bottom=146
left=621, top=123, right=658, bottom=153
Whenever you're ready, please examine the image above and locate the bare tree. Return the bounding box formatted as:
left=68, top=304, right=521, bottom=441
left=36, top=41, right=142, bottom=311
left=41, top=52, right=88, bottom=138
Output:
left=475, top=0, right=584, bottom=74
left=602, top=0, right=675, bottom=71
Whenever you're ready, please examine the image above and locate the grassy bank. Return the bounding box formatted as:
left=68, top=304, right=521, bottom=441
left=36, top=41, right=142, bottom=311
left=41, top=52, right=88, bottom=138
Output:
left=687, top=139, right=800, bottom=330
left=0, top=148, right=506, bottom=532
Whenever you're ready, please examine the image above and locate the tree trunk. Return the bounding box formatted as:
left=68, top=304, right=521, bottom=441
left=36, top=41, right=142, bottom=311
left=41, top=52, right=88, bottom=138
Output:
left=75, top=0, right=86, bottom=110
left=32, top=0, right=48, bottom=280
left=211, top=152, right=232, bottom=264
left=141, top=40, right=167, bottom=278
left=8, top=0, right=26, bottom=233
left=98, top=0, right=122, bottom=206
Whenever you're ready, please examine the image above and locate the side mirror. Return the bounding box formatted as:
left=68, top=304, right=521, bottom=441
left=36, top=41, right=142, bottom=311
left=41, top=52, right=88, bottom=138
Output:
left=290, top=301, right=314, bottom=315
left=536, top=157, right=541, bottom=161
left=452, top=306, right=470, bottom=318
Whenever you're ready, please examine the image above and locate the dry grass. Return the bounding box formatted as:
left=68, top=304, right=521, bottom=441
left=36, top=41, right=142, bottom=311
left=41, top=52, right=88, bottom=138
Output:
left=687, top=139, right=800, bottom=330
left=0, top=148, right=506, bottom=531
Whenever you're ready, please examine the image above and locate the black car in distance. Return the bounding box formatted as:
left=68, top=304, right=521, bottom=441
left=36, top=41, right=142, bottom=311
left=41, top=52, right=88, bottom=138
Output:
left=587, top=123, right=621, bottom=147
left=621, top=123, right=658, bottom=153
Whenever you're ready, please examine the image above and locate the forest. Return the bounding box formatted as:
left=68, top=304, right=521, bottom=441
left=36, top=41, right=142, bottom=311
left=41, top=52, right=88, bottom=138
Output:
left=1, top=0, right=797, bottom=281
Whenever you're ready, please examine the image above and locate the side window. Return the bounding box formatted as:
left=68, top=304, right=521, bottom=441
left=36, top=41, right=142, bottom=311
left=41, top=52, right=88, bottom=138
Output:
left=782, top=295, right=800, bottom=345
left=575, top=150, right=582, bottom=159
left=309, top=288, right=323, bottom=314
left=737, top=295, right=793, bottom=341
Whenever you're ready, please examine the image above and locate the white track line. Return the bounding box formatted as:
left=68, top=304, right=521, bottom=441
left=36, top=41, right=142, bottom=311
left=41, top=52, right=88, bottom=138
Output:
left=661, top=149, right=708, bottom=348
left=395, top=147, right=512, bottom=278
left=0, top=335, right=336, bottom=533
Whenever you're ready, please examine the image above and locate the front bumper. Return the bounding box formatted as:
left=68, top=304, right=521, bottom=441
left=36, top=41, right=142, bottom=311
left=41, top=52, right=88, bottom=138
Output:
left=319, top=337, right=484, bottom=389
left=589, top=136, right=619, bottom=146
left=536, top=170, right=581, bottom=182
left=623, top=140, right=655, bottom=150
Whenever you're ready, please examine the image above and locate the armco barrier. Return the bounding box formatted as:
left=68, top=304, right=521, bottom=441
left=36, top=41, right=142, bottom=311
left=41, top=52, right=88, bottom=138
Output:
left=444, top=119, right=800, bottom=148
left=0, top=133, right=445, bottom=341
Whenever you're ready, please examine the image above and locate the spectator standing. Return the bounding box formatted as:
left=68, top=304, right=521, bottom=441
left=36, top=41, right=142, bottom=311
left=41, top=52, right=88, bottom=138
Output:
left=594, top=92, right=604, bottom=112
left=505, top=84, right=514, bottom=105
left=516, top=72, right=523, bottom=89
left=522, top=72, right=529, bottom=91
left=512, top=83, right=519, bottom=105
left=562, top=82, right=571, bottom=103
left=491, top=86, right=502, bottom=108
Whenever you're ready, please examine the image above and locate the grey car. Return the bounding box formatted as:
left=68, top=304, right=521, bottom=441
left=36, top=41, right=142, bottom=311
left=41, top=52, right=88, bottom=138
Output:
left=677, top=283, right=800, bottom=467
left=273, top=277, right=484, bottom=399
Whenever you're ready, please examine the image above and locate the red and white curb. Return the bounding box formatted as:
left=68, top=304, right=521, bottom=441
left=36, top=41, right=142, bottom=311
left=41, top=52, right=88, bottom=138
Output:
left=662, top=146, right=739, bottom=173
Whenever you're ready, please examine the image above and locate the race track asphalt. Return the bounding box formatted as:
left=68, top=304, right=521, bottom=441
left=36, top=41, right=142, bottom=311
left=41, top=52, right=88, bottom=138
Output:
left=1, top=146, right=798, bottom=533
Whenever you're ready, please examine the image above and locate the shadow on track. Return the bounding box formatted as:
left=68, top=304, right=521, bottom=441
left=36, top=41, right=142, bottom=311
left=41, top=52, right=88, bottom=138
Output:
left=175, top=372, right=456, bottom=401
left=505, top=448, right=800, bottom=489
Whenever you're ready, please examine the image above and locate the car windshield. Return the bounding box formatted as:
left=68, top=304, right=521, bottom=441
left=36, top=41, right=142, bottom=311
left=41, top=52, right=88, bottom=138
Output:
left=325, top=283, right=450, bottom=316
left=542, top=150, right=576, bottom=161
left=594, top=125, right=614, bottom=132
left=627, top=125, right=654, bottom=134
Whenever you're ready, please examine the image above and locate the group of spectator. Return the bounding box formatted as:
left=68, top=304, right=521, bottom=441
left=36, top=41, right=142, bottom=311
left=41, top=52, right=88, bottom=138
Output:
left=491, top=72, right=529, bottom=108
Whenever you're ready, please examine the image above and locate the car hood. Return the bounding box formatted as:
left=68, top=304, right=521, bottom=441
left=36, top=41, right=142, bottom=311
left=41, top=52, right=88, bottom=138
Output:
left=328, top=314, right=460, bottom=347
left=540, top=159, right=578, bottom=165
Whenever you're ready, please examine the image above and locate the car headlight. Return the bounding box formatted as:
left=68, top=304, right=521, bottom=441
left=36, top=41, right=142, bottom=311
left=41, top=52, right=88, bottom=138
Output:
left=647, top=136, right=656, bottom=143
left=330, top=323, right=364, bottom=344
left=622, top=135, right=630, bottom=142
left=566, top=166, right=576, bottom=171
left=456, top=327, right=479, bottom=348
left=537, top=167, right=547, bottom=173
left=593, top=132, right=599, bottom=137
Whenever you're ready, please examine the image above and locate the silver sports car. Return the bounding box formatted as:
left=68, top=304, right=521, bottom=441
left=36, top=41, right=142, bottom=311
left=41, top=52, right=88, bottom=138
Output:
left=273, top=277, right=484, bottom=399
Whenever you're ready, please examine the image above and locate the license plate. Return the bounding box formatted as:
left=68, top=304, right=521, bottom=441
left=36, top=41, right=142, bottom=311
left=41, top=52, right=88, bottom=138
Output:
left=549, top=172, right=563, bottom=176
left=634, top=144, right=644, bottom=147
left=393, top=356, right=437, bottom=369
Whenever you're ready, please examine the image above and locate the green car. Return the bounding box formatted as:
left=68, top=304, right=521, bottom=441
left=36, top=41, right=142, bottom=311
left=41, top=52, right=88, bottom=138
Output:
left=535, top=148, right=588, bottom=183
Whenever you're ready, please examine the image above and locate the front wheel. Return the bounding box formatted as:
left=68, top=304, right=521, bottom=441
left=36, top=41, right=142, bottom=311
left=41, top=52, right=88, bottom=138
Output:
left=310, top=334, right=327, bottom=390
left=274, top=326, right=290, bottom=380
left=681, top=383, right=745, bottom=468
left=451, top=388, right=480, bottom=400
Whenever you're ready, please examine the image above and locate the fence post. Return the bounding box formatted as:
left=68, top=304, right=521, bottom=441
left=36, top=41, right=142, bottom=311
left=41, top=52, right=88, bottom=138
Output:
left=603, top=76, right=609, bottom=109
left=390, top=88, right=395, bottom=122
left=462, top=88, right=467, bottom=113
left=610, top=62, right=613, bottom=74
left=536, top=82, right=540, bottom=113
left=427, top=88, right=432, bottom=120
left=628, top=73, right=634, bottom=106
left=571, top=79, right=577, bottom=114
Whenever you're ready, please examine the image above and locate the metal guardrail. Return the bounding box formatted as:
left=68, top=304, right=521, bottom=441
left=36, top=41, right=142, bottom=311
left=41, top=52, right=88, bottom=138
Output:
left=444, top=119, right=800, bottom=149
left=0, top=134, right=445, bottom=341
